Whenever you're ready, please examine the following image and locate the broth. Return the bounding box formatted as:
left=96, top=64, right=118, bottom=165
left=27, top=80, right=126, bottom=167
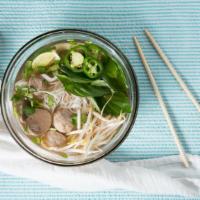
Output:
left=11, top=40, right=131, bottom=160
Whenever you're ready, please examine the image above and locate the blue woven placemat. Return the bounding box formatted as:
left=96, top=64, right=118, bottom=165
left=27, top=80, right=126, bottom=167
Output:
left=0, top=0, right=200, bottom=199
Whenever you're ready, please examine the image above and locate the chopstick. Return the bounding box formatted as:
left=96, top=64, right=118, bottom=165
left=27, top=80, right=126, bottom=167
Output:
left=144, top=29, right=200, bottom=113
left=133, top=36, right=190, bottom=168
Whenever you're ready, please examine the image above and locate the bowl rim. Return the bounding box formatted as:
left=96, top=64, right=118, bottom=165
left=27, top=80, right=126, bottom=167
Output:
left=1, top=29, right=139, bottom=166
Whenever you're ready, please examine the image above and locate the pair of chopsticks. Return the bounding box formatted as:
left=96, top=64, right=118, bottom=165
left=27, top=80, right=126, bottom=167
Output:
left=133, top=30, right=200, bottom=168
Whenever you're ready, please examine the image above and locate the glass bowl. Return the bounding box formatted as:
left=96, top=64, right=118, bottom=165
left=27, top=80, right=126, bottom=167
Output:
left=1, top=29, right=139, bottom=166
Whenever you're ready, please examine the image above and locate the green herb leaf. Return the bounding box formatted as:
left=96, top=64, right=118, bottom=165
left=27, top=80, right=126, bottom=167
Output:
left=23, top=61, right=33, bottom=80
left=95, top=92, right=131, bottom=116
left=81, top=114, right=87, bottom=124
left=47, top=95, right=55, bottom=108
left=23, top=105, right=35, bottom=117
left=86, top=43, right=109, bottom=63
left=13, top=106, right=19, bottom=117
left=12, top=86, right=41, bottom=117
left=59, top=66, right=92, bottom=83
left=91, top=79, right=110, bottom=88
left=59, top=152, right=68, bottom=158
left=71, top=113, right=87, bottom=126
left=71, top=114, right=77, bottom=126
left=57, top=74, right=111, bottom=97
left=33, top=66, right=46, bottom=74
left=12, top=86, right=34, bottom=102
left=103, top=59, right=127, bottom=93
left=31, top=136, right=41, bottom=145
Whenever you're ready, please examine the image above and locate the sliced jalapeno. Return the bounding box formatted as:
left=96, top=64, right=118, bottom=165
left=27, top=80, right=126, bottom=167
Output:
left=86, top=43, right=108, bottom=64
left=71, top=45, right=88, bottom=56
left=83, top=57, right=103, bottom=79
left=63, top=45, right=87, bottom=72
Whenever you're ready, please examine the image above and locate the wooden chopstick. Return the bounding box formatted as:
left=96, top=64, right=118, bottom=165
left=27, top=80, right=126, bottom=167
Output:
left=144, top=29, right=200, bottom=113
left=133, top=36, right=190, bottom=168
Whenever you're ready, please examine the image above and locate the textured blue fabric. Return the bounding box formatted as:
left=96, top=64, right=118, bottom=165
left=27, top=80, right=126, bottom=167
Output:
left=0, top=0, right=200, bottom=199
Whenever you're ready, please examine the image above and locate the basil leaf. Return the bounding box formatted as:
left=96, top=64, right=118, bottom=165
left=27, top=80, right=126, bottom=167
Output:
left=59, top=66, right=92, bottom=83
left=91, top=79, right=110, bottom=88
left=57, top=74, right=111, bottom=97
left=96, top=92, right=131, bottom=116
left=103, top=59, right=127, bottom=93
